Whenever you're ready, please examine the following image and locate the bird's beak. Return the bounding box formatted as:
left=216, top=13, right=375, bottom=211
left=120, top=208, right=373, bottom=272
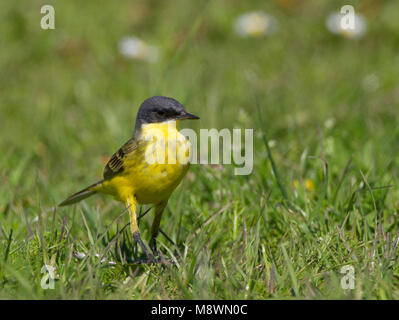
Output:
left=179, top=111, right=200, bottom=120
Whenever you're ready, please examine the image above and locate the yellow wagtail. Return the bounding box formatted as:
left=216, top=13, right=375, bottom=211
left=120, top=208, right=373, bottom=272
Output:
left=59, top=96, right=199, bottom=263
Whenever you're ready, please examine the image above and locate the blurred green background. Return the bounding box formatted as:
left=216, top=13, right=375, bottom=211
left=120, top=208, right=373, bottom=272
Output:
left=1, top=0, right=399, bottom=299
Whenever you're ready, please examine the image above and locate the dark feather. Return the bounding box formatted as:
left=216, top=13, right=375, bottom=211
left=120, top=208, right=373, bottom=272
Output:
left=103, top=138, right=138, bottom=180
left=58, top=180, right=103, bottom=206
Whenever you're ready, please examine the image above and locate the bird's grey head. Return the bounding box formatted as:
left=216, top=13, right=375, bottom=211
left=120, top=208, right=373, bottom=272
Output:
left=134, top=96, right=199, bottom=135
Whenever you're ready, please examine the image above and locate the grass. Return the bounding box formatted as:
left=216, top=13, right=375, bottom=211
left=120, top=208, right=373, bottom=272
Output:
left=1, top=0, right=399, bottom=299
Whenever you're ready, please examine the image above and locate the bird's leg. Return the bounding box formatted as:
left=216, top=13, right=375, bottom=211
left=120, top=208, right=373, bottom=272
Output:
left=126, top=196, right=156, bottom=264
left=132, top=206, right=142, bottom=259
left=150, top=201, right=167, bottom=257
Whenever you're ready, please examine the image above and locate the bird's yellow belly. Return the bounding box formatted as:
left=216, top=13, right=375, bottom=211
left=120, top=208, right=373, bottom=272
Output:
left=132, top=161, right=189, bottom=204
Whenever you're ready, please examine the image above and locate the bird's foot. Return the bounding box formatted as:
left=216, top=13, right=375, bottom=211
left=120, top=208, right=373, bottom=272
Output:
left=149, top=236, right=170, bottom=264
left=149, top=236, right=159, bottom=257
left=132, top=231, right=157, bottom=264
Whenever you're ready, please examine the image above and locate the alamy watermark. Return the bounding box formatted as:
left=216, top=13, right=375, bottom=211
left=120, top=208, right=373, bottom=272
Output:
left=142, top=123, right=253, bottom=175
left=40, top=5, right=55, bottom=30
left=340, top=5, right=355, bottom=30
left=340, top=265, right=355, bottom=290
left=40, top=264, right=56, bottom=289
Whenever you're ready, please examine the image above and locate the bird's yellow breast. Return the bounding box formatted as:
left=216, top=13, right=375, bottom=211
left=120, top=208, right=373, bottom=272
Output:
left=101, top=121, right=191, bottom=204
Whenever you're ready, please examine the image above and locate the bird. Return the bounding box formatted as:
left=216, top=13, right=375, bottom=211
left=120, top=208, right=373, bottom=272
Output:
left=59, top=96, right=199, bottom=263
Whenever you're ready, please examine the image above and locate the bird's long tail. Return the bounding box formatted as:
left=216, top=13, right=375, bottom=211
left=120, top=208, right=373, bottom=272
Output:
left=58, top=180, right=103, bottom=207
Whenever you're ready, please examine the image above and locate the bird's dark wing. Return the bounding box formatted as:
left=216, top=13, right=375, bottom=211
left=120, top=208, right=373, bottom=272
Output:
left=103, top=138, right=138, bottom=180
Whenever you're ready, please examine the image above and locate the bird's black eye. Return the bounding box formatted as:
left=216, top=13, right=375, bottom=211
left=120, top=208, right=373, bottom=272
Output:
left=157, top=110, right=165, bottom=116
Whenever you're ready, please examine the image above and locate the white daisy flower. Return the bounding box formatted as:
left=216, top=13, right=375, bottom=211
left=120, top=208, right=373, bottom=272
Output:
left=268, top=139, right=277, bottom=148
left=326, top=12, right=367, bottom=39
left=118, top=36, right=159, bottom=62
left=362, top=74, right=379, bottom=92
left=324, top=118, right=336, bottom=129
left=74, top=251, right=86, bottom=259
left=95, top=253, right=116, bottom=265
left=234, top=11, right=278, bottom=37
